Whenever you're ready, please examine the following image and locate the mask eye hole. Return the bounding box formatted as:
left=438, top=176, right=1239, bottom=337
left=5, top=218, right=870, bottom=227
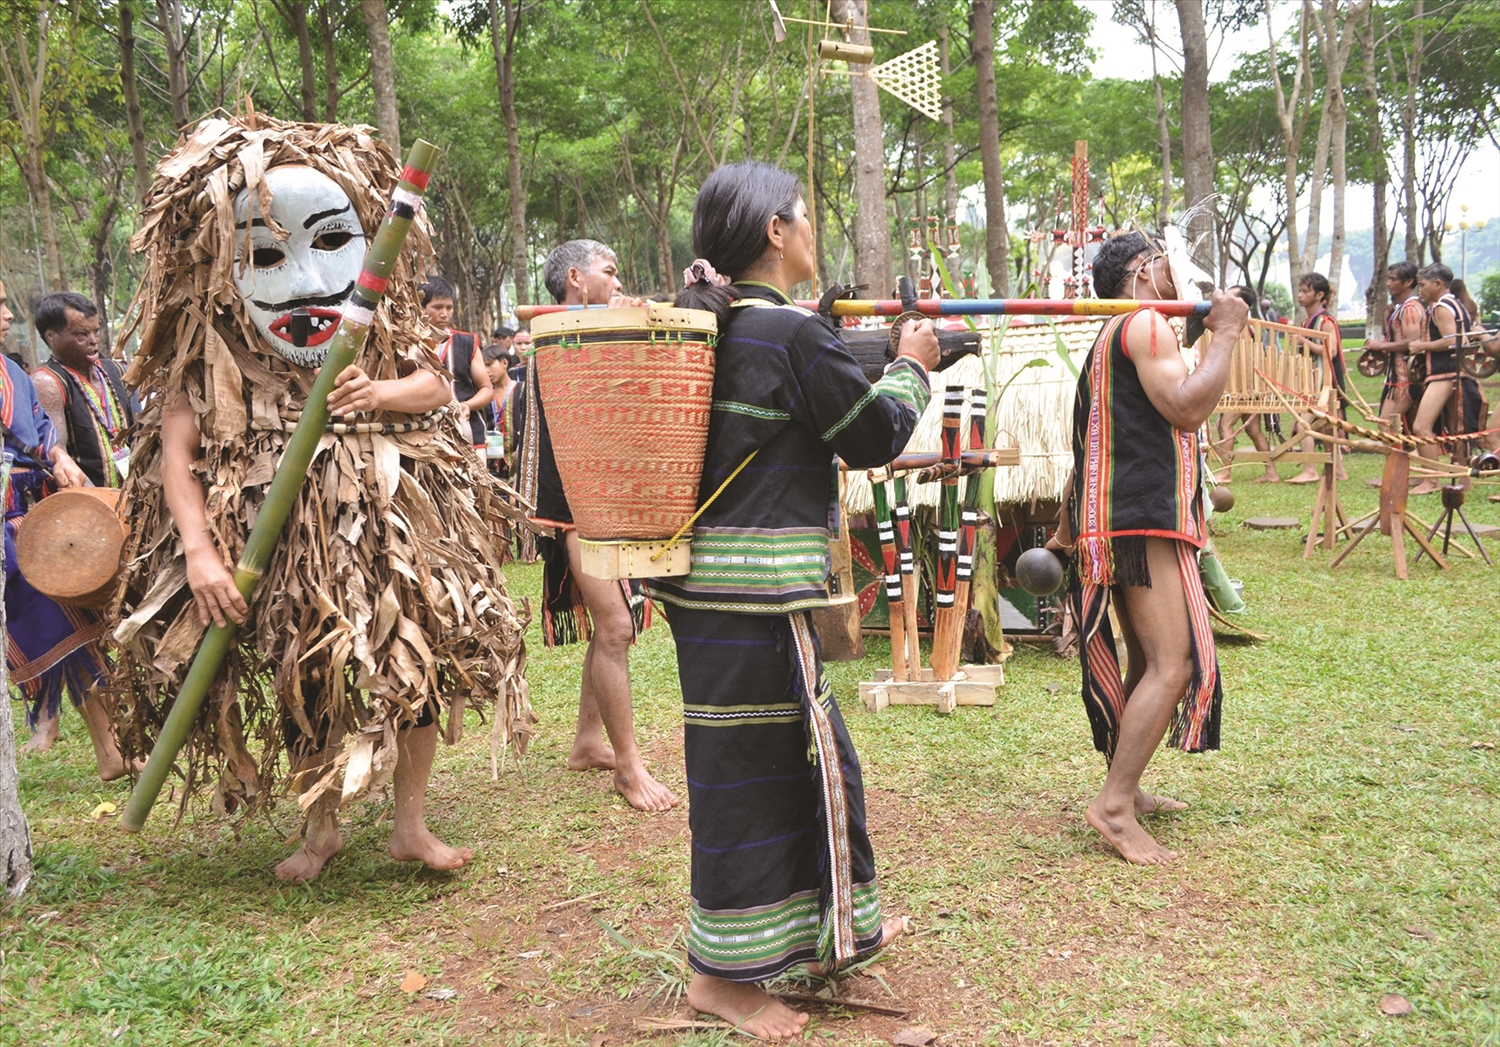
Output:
left=252, top=246, right=286, bottom=268
left=313, top=229, right=355, bottom=251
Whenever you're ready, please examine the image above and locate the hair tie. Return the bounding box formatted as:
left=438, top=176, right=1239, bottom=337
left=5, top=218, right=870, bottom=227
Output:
left=682, top=258, right=729, bottom=288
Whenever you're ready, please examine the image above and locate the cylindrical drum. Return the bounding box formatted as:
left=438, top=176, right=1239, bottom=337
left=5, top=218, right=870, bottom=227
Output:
left=15, top=487, right=127, bottom=607
left=531, top=303, right=717, bottom=578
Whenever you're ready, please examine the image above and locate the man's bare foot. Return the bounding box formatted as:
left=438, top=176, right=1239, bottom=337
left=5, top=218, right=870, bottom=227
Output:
left=1210, top=470, right=1231, bottom=484
left=613, top=763, right=679, bottom=812
left=96, top=754, right=146, bottom=783
left=687, top=974, right=808, bottom=1040
left=1410, top=481, right=1441, bottom=495
left=1252, top=472, right=1281, bottom=483
left=389, top=824, right=473, bottom=871
left=1366, top=477, right=1384, bottom=487
left=1086, top=800, right=1176, bottom=865
left=273, top=825, right=344, bottom=884
left=567, top=737, right=616, bottom=772
left=1135, top=788, right=1188, bottom=815
left=1285, top=472, right=1320, bottom=484
left=20, top=715, right=59, bottom=755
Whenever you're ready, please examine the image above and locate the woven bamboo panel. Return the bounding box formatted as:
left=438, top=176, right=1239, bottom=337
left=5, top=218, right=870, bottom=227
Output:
left=1218, top=318, right=1329, bottom=413
left=537, top=334, right=715, bottom=541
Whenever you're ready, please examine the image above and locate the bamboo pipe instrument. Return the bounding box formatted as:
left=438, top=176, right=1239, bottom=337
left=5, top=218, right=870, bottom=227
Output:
left=872, top=480, right=908, bottom=682
left=514, top=298, right=1213, bottom=322
left=855, top=448, right=1017, bottom=475
left=929, top=387, right=965, bottom=682
left=892, top=475, right=920, bottom=675
left=120, top=140, right=443, bottom=833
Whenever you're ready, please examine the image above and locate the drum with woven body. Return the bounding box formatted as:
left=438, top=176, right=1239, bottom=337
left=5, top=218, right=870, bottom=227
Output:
left=532, top=303, right=717, bottom=579
left=15, top=487, right=128, bottom=607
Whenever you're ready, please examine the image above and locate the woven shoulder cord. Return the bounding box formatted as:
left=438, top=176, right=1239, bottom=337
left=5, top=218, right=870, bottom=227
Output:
left=649, top=448, right=759, bottom=561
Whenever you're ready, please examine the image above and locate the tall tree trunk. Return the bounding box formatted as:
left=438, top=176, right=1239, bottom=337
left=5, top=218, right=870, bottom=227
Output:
left=0, top=556, right=30, bottom=899
left=156, top=0, right=191, bottom=126
left=0, top=2, right=66, bottom=290
left=1267, top=0, right=1312, bottom=290
left=1315, top=0, right=1370, bottom=310
left=1299, top=93, right=1333, bottom=279
left=1144, top=15, right=1173, bottom=226
left=938, top=24, right=957, bottom=223
left=361, top=0, right=401, bottom=155
left=88, top=189, right=120, bottom=350
left=972, top=0, right=1010, bottom=295
left=118, top=1, right=151, bottom=202
left=1360, top=5, right=1388, bottom=335
left=835, top=0, right=892, bottom=297
left=1401, top=0, right=1423, bottom=263
left=274, top=0, right=317, bottom=121
left=1175, top=1, right=1215, bottom=261
left=490, top=0, right=528, bottom=305
left=318, top=2, right=339, bottom=121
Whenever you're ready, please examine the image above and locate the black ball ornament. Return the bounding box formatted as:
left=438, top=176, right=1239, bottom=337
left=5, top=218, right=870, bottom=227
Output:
left=1015, top=547, right=1065, bottom=597
left=1208, top=485, right=1235, bottom=513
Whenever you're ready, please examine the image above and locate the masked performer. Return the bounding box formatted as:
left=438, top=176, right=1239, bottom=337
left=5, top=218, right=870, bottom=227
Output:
left=515, top=239, right=677, bottom=813
left=656, top=161, right=938, bottom=1039
left=109, top=113, right=531, bottom=883
left=1064, top=232, right=1247, bottom=865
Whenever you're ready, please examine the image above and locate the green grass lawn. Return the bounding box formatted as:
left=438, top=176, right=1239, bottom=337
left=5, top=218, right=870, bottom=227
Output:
left=5, top=421, right=1500, bottom=1044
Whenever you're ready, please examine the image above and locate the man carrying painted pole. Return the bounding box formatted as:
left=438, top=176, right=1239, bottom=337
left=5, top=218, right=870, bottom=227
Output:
left=1062, top=231, right=1248, bottom=865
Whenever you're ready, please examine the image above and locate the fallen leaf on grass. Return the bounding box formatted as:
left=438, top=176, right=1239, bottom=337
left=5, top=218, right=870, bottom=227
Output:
left=422, top=987, right=457, bottom=1001
left=1471, top=741, right=1495, bottom=750
left=35, top=911, right=60, bottom=923
left=1390, top=725, right=1417, bottom=733
left=89, top=801, right=117, bottom=820
left=518, top=949, right=544, bottom=959
left=894, top=1026, right=937, bottom=1046
left=400, top=970, right=427, bottom=994
left=1046, top=683, right=1061, bottom=694
left=1403, top=925, right=1436, bottom=940
left=1379, top=994, right=1413, bottom=1016
left=569, top=1005, right=596, bottom=1018
left=588, top=1035, right=609, bottom=1047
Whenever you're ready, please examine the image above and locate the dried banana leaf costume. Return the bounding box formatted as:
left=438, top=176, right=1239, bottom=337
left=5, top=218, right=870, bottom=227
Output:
left=109, top=115, right=533, bottom=815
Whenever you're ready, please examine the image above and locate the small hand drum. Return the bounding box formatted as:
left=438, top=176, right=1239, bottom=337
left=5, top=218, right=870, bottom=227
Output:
left=1459, top=337, right=1500, bottom=379
left=1357, top=348, right=1387, bottom=378
left=15, top=488, right=127, bottom=608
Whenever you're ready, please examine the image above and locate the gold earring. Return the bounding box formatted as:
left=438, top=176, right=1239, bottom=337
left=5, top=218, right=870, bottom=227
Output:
left=779, top=251, right=784, bottom=260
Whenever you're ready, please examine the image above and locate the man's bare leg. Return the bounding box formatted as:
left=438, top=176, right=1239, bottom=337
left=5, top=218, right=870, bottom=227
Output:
left=1084, top=538, right=1194, bottom=865
left=1287, top=416, right=1321, bottom=483
left=1411, top=379, right=1455, bottom=495
left=567, top=640, right=615, bottom=771
left=688, top=917, right=905, bottom=1039
left=1112, top=600, right=1188, bottom=817
left=274, top=747, right=344, bottom=883
left=19, top=708, right=59, bottom=755
left=76, top=695, right=142, bottom=782
left=1245, top=415, right=1279, bottom=482
left=562, top=531, right=678, bottom=812
left=1212, top=413, right=1238, bottom=483
left=389, top=722, right=473, bottom=870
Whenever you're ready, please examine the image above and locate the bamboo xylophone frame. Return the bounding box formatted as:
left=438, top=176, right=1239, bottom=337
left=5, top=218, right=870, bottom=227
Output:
left=1216, top=318, right=1333, bottom=414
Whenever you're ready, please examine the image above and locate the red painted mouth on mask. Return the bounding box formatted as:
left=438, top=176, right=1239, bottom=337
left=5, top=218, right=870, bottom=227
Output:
left=267, top=307, right=343, bottom=346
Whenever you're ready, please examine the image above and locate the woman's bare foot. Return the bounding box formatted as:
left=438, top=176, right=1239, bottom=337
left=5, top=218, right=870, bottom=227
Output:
left=567, top=736, right=615, bottom=771
left=20, top=715, right=59, bottom=755
left=1253, top=472, right=1281, bottom=483
left=1135, top=788, right=1187, bottom=815
left=274, top=823, right=344, bottom=884
left=1086, top=800, right=1176, bottom=865
left=389, top=824, right=473, bottom=871
left=687, top=974, right=808, bottom=1040
left=613, top=761, right=679, bottom=812
left=1285, top=471, right=1320, bottom=484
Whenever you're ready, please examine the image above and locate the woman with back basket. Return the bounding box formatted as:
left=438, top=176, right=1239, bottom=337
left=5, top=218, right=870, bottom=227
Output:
left=654, top=161, right=939, bottom=1039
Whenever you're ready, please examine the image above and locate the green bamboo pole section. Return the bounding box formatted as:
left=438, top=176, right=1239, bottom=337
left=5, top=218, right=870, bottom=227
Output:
left=121, top=140, right=441, bottom=833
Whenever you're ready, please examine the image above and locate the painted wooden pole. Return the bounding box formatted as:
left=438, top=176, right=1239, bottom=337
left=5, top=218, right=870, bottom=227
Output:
left=515, top=298, right=1212, bottom=322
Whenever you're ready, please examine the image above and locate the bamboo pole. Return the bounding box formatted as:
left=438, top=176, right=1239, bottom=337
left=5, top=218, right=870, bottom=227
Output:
left=929, top=387, right=964, bottom=681
left=939, top=387, right=987, bottom=676
left=892, top=475, right=920, bottom=674
left=872, top=480, right=907, bottom=682
left=120, top=140, right=442, bottom=833
left=516, top=298, right=1213, bottom=322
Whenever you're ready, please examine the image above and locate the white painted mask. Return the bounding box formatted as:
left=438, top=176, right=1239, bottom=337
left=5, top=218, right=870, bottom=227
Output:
left=233, top=166, right=366, bottom=367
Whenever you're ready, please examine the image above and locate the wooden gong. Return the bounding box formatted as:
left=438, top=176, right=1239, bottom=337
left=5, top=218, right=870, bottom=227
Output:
left=15, top=488, right=127, bottom=608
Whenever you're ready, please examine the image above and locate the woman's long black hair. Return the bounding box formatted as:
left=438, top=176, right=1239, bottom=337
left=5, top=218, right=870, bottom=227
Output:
left=676, top=161, right=802, bottom=329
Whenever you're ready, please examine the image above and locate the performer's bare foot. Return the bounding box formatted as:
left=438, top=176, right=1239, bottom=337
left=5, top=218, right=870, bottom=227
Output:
left=1086, top=799, right=1176, bottom=865
left=1410, top=480, right=1442, bottom=495
left=687, top=974, right=808, bottom=1040
left=274, top=821, right=344, bottom=884
left=95, top=753, right=145, bottom=782
left=1252, top=471, right=1281, bottom=483
left=20, top=714, right=58, bottom=755
left=567, top=737, right=616, bottom=771
left=1210, top=469, right=1231, bottom=484
left=1135, top=788, right=1187, bottom=814
left=389, top=824, right=473, bottom=871
left=1285, top=471, right=1320, bottom=484
left=613, top=761, right=679, bottom=812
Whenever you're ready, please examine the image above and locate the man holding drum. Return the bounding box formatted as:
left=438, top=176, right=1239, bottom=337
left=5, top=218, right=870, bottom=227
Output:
left=520, top=239, right=678, bottom=813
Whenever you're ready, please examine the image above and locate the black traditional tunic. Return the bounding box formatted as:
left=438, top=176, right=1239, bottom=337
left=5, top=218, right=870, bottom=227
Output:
left=646, top=281, right=928, bottom=980
left=1067, top=311, right=1221, bottom=761
left=1381, top=292, right=1425, bottom=409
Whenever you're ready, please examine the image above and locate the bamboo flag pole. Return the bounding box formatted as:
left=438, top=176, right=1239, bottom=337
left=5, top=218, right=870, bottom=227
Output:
left=938, top=387, right=987, bottom=677
left=929, top=388, right=964, bottom=681
left=120, top=140, right=442, bottom=833
left=515, top=298, right=1212, bottom=322
left=872, top=480, right=907, bottom=682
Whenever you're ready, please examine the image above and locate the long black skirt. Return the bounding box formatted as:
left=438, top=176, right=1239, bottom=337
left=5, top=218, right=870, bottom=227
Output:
left=669, top=604, right=885, bottom=982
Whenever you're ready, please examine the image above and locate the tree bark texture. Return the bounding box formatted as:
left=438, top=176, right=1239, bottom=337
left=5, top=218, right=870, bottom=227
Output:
left=835, top=0, right=893, bottom=298
left=362, top=0, right=401, bottom=156
left=1175, top=1, right=1215, bottom=262
left=0, top=1, right=66, bottom=291
left=0, top=506, right=32, bottom=898
left=319, top=2, right=339, bottom=121
left=939, top=25, right=958, bottom=223
left=1401, top=0, right=1424, bottom=263
left=118, top=1, right=152, bottom=203
left=972, top=0, right=1010, bottom=296
left=157, top=0, right=192, bottom=126
left=1360, top=5, right=1388, bottom=334
left=491, top=0, right=528, bottom=305
left=1313, top=0, right=1370, bottom=302
left=1267, top=0, right=1312, bottom=290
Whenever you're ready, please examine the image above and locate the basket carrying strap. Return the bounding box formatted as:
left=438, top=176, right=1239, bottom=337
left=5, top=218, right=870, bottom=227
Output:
left=649, top=448, right=759, bottom=561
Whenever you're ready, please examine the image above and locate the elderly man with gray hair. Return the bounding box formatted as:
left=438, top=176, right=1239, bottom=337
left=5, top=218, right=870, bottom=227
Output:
left=519, top=239, right=678, bottom=812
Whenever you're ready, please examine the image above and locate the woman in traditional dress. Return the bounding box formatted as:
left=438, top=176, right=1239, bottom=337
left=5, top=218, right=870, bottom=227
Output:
left=655, top=161, right=939, bottom=1039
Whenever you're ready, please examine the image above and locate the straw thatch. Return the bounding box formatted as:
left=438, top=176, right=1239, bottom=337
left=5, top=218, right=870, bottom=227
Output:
left=108, top=111, right=533, bottom=818
left=843, top=317, right=1104, bottom=514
